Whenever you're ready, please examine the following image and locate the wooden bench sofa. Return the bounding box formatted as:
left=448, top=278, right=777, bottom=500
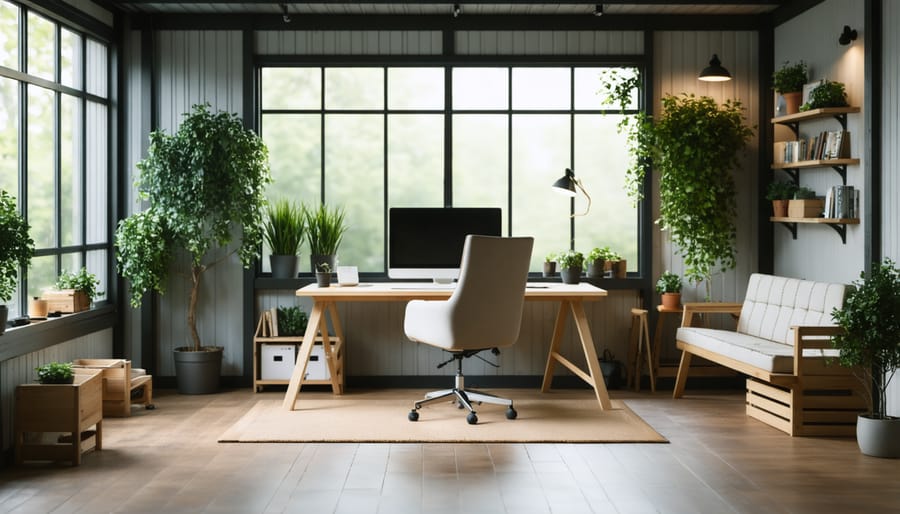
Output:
left=672, top=273, right=868, bottom=436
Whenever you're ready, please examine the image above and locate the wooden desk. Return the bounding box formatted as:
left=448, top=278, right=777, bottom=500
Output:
left=282, top=282, right=611, bottom=411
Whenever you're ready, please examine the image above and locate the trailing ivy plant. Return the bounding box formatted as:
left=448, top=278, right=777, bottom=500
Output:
left=598, top=68, right=651, bottom=202
left=115, top=104, right=272, bottom=352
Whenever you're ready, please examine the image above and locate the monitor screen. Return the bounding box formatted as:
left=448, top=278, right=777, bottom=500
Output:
left=388, top=207, right=502, bottom=282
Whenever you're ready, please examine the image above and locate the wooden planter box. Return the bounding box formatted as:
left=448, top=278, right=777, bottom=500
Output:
left=15, top=369, right=103, bottom=465
left=72, top=359, right=154, bottom=417
left=41, top=289, right=90, bottom=313
left=788, top=199, right=825, bottom=218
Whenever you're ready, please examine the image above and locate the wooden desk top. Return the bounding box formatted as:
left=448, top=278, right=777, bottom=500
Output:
left=296, top=281, right=607, bottom=302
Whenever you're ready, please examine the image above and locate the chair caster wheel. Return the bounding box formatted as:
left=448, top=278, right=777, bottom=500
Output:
left=146, top=404, right=156, bottom=410
left=408, top=410, right=419, bottom=422
left=467, top=412, right=478, bottom=425
left=506, top=407, right=517, bottom=420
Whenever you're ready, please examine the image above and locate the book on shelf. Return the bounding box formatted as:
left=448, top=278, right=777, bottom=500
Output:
left=824, top=185, right=858, bottom=219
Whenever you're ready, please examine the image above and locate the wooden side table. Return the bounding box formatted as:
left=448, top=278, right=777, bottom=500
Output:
left=15, top=368, right=103, bottom=466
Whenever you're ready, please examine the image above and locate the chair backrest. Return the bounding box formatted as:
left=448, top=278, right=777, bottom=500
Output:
left=444, top=235, right=534, bottom=349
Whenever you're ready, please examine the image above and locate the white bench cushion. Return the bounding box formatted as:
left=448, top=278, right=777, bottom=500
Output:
left=677, top=326, right=839, bottom=373
left=737, top=274, right=848, bottom=345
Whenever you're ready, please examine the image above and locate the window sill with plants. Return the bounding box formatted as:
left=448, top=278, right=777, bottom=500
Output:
left=0, top=303, right=115, bottom=362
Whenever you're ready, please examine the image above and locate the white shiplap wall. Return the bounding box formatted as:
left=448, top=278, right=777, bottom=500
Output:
left=456, top=31, right=643, bottom=55
left=256, top=31, right=442, bottom=55
left=653, top=31, right=760, bottom=306
left=882, top=0, right=900, bottom=416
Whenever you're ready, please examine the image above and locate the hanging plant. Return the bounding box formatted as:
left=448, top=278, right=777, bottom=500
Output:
left=598, top=68, right=651, bottom=202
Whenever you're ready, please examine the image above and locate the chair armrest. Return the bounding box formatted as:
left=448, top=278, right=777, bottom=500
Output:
left=791, top=325, right=846, bottom=376
left=680, top=302, right=743, bottom=327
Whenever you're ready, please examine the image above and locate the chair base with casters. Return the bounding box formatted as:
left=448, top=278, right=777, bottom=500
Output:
left=407, top=350, right=518, bottom=425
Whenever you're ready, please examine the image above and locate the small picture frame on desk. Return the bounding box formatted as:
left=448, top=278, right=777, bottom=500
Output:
left=337, top=266, right=359, bottom=286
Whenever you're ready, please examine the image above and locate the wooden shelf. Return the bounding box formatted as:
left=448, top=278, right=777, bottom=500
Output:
left=771, top=158, right=859, bottom=170
left=770, top=217, right=859, bottom=244
left=771, top=106, right=860, bottom=125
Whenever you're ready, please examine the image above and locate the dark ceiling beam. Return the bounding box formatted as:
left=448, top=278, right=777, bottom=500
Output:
left=771, top=0, right=825, bottom=26
left=114, top=0, right=781, bottom=5
left=129, top=13, right=767, bottom=31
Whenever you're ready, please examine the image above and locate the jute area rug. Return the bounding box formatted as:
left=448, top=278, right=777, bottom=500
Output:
left=218, top=389, right=667, bottom=443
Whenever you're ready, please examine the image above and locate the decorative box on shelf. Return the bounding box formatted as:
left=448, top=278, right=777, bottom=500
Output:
left=41, top=289, right=90, bottom=313
left=787, top=199, right=824, bottom=218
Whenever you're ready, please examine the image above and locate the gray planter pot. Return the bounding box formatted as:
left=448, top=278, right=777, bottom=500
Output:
left=586, top=259, right=606, bottom=279
left=542, top=261, right=556, bottom=278
left=173, top=346, right=223, bottom=395
left=857, top=414, right=900, bottom=458
left=560, top=267, right=582, bottom=284
left=310, top=254, right=336, bottom=274
left=269, top=254, right=298, bottom=278
left=316, top=272, right=332, bottom=288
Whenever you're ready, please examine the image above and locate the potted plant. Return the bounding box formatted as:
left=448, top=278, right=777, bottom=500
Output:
left=802, top=80, right=849, bottom=110
left=49, top=267, right=102, bottom=312
left=765, top=180, right=798, bottom=217
left=557, top=249, right=584, bottom=285
left=115, top=103, right=271, bottom=394
left=831, top=258, right=900, bottom=458
left=276, top=305, right=309, bottom=336
left=655, top=271, right=682, bottom=310
left=542, top=252, right=557, bottom=278
left=788, top=186, right=823, bottom=218
left=0, top=190, right=35, bottom=335
left=305, top=203, right=348, bottom=273
left=586, top=248, right=607, bottom=279
left=35, top=361, right=75, bottom=384
left=264, top=199, right=305, bottom=278
left=772, top=61, right=808, bottom=114
left=605, top=248, right=627, bottom=279
left=315, top=262, right=332, bottom=288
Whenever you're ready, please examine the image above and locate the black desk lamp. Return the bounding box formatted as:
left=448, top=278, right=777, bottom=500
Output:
left=551, top=168, right=591, bottom=217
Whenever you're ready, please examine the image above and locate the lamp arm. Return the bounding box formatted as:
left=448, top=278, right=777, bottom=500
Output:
left=571, top=179, right=592, bottom=217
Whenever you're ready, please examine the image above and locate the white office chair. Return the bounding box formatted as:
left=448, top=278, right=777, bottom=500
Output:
left=404, top=235, right=534, bottom=424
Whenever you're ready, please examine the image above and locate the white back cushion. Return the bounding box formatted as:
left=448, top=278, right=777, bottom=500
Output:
left=736, top=274, right=848, bottom=345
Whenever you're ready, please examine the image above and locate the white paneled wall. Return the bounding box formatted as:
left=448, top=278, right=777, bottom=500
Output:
left=256, top=31, right=442, bottom=55
left=456, top=31, right=643, bottom=55
left=653, top=31, right=760, bottom=305
left=0, top=329, right=113, bottom=453
left=883, top=0, right=900, bottom=417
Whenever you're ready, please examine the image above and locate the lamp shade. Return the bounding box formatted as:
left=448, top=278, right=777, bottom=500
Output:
left=698, top=54, right=732, bottom=82
left=551, top=168, right=577, bottom=197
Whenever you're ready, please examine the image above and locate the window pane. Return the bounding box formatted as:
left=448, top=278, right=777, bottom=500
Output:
left=86, top=250, right=106, bottom=301
left=61, top=94, right=83, bottom=247
left=26, top=12, right=54, bottom=81
left=262, top=67, right=321, bottom=110
left=388, top=115, right=443, bottom=207
left=574, top=115, right=638, bottom=270
left=512, top=68, right=570, bottom=110
left=452, top=114, right=508, bottom=231
left=28, top=255, right=56, bottom=300
left=575, top=67, right=639, bottom=111
left=0, top=77, right=17, bottom=195
left=86, top=101, right=107, bottom=244
left=263, top=114, right=321, bottom=206
left=61, top=253, right=83, bottom=279
left=511, top=114, right=571, bottom=271
left=86, top=39, right=107, bottom=97
left=324, top=114, right=383, bottom=272
left=325, top=68, right=383, bottom=110
left=61, top=28, right=82, bottom=89
left=0, top=1, right=19, bottom=70
left=27, top=84, right=55, bottom=249
left=453, top=68, right=508, bottom=110
left=388, top=68, right=444, bottom=110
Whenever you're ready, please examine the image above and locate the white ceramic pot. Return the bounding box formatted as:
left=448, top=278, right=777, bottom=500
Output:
left=856, top=414, right=900, bottom=458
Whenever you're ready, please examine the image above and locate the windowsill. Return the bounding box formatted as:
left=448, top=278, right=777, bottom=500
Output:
left=0, top=303, right=116, bottom=362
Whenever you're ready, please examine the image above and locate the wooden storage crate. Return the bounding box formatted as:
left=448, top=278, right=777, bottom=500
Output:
left=787, top=199, right=825, bottom=218
left=72, top=359, right=154, bottom=417
left=15, top=368, right=103, bottom=466
left=41, top=289, right=90, bottom=313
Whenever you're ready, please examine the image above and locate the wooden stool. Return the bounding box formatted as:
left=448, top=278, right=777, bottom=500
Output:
left=627, top=308, right=656, bottom=392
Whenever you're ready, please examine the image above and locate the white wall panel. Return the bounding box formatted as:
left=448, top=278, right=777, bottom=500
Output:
left=456, top=31, right=643, bottom=55
left=255, top=30, right=442, bottom=55
left=883, top=0, right=900, bottom=416
left=653, top=31, right=760, bottom=304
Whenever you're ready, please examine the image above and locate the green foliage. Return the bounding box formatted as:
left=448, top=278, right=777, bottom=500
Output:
left=0, top=190, right=35, bottom=303
left=305, top=203, right=348, bottom=256
left=277, top=305, right=309, bottom=336
left=655, top=271, right=682, bottom=294
left=315, top=262, right=332, bottom=273
left=587, top=246, right=621, bottom=263
left=56, top=267, right=103, bottom=300
left=556, top=249, right=584, bottom=270
left=793, top=186, right=816, bottom=199
left=803, top=80, right=849, bottom=109
left=831, top=259, right=900, bottom=419
left=265, top=199, right=305, bottom=255
left=771, top=61, right=808, bottom=93
left=115, top=104, right=272, bottom=350
left=765, top=180, right=798, bottom=201
left=650, top=94, right=754, bottom=290
left=35, top=361, right=74, bottom=384
left=598, top=68, right=650, bottom=202
left=544, top=252, right=556, bottom=263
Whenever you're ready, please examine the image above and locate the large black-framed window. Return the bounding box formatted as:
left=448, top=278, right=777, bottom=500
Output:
left=0, top=0, right=112, bottom=317
left=258, top=60, right=642, bottom=276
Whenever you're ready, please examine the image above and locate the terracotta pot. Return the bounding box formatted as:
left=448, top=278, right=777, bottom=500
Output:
left=772, top=199, right=788, bottom=218
left=783, top=91, right=802, bottom=115
left=661, top=292, right=681, bottom=310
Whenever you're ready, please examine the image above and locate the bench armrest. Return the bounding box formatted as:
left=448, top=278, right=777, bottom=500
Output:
left=680, top=302, right=743, bottom=327
left=792, top=325, right=846, bottom=375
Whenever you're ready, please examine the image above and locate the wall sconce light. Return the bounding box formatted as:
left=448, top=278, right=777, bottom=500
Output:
left=593, top=4, right=604, bottom=17
left=551, top=168, right=592, bottom=217
left=280, top=3, right=291, bottom=23
left=698, top=54, right=732, bottom=82
left=839, top=25, right=858, bottom=45
left=452, top=4, right=460, bottom=18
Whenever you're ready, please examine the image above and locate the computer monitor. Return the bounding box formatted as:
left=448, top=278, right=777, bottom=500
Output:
left=388, top=207, right=502, bottom=283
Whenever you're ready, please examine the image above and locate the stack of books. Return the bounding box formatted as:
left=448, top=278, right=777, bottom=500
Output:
left=773, top=130, right=850, bottom=163
left=823, top=185, right=859, bottom=219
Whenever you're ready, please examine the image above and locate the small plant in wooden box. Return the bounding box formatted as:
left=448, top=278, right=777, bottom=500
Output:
left=788, top=186, right=824, bottom=218
left=43, top=267, right=102, bottom=313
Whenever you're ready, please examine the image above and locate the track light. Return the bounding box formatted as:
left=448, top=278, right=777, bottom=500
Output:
left=452, top=3, right=460, bottom=18
left=839, top=25, right=857, bottom=45
left=593, top=4, right=603, bottom=17
left=280, top=3, right=291, bottom=23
